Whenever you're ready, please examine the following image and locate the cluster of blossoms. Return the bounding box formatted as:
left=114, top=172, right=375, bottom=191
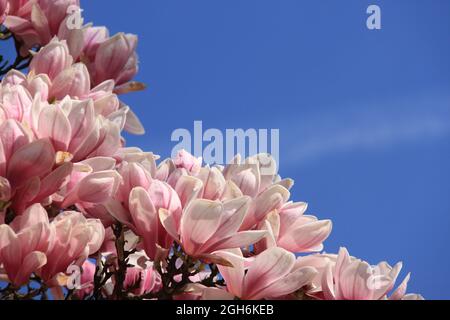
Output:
left=0, top=1, right=423, bottom=300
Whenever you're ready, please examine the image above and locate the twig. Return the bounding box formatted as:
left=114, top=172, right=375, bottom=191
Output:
left=112, top=223, right=128, bottom=300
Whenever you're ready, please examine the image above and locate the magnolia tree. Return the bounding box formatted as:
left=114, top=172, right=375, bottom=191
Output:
left=0, top=0, right=423, bottom=301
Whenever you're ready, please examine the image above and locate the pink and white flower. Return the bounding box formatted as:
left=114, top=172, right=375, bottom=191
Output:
left=215, top=247, right=317, bottom=300
left=0, top=204, right=51, bottom=286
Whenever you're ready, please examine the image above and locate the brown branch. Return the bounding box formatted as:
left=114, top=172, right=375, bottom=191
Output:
left=112, top=223, right=128, bottom=300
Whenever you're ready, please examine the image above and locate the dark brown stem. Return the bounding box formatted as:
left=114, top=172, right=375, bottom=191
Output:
left=90, top=258, right=114, bottom=300
left=200, top=264, right=221, bottom=287
left=150, top=244, right=201, bottom=300
left=112, top=223, right=127, bottom=300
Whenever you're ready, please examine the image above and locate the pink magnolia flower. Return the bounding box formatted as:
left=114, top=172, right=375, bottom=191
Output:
left=1, top=65, right=131, bottom=144
left=161, top=151, right=292, bottom=231
left=27, top=37, right=145, bottom=135
left=221, top=154, right=294, bottom=230
left=292, top=253, right=337, bottom=295
left=3, top=0, right=80, bottom=52
left=0, top=204, right=51, bottom=286
left=223, top=153, right=286, bottom=197
left=81, top=26, right=109, bottom=61
left=29, top=38, right=74, bottom=81
left=113, top=147, right=158, bottom=172
left=161, top=163, right=226, bottom=205
left=0, top=82, right=33, bottom=123
left=6, top=7, right=143, bottom=95
left=108, top=180, right=182, bottom=260
left=173, top=149, right=202, bottom=175
left=239, top=184, right=291, bottom=231
left=56, top=15, right=89, bottom=61
left=308, top=247, right=423, bottom=300
left=0, top=120, right=73, bottom=213
left=1, top=69, right=27, bottom=85
left=74, top=259, right=97, bottom=299
left=1, top=69, right=51, bottom=102
left=159, top=197, right=267, bottom=264
left=60, top=167, right=122, bottom=209
left=115, top=162, right=153, bottom=204
left=77, top=161, right=151, bottom=227
left=39, top=210, right=105, bottom=283
left=196, top=166, right=226, bottom=201
left=93, top=33, right=138, bottom=87
left=256, top=202, right=332, bottom=253
left=50, top=63, right=91, bottom=100
left=30, top=97, right=122, bottom=161
left=215, top=247, right=317, bottom=300
left=34, top=0, right=80, bottom=40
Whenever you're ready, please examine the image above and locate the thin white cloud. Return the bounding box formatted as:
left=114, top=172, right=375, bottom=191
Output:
left=283, top=92, right=450, bottom=166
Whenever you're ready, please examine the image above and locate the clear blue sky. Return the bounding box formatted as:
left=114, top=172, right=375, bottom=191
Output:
left=9, top=0, right=450, bottom=298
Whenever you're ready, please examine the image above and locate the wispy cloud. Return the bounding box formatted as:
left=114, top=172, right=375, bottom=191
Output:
left=283, top=91, right=450, bottom=166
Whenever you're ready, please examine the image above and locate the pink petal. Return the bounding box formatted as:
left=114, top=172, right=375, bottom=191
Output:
left=389, top=273, right=411, bottom=300
left=180, top=199, right=222, bottom=255
left=129, top=187, right=159, bottom=258
left=30, top=3, right=51, bottom=43
left=254, top=266, right=317, bottom=300
left=174, top=175, right=203, bottom=208
left=215, top=249, right=245, bottom=298
left=37, top=106, right=72, bottom=151
left=243, top=247, right=295, bottom=299
left=278, top=219, right=332, bottom=253
left=7, top=139, right=55, bottom=189
left=209, top=230, right=267, bottom=252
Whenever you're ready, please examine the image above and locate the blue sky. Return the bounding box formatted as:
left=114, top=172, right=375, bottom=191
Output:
left=80, top=0, right=450, bottom=299
left=1, top=0, right=448, bottom=299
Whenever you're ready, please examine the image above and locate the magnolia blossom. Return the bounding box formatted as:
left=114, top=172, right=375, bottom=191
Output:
left=215, top=247, right=317, bottom=300
left=74, top=259, right=97, bottom=299
left=28, top=97, right=122, bottom=160
left=160, top=197, right=267, bottom=264
left=39, top=209, right=105, bottom=283
left=0, top=203, right=104, bottom=286
left=173, top=149, right=202, bottom=175
left=60, top=168, right=122, bottom=210
left=159, top=152, right=293, bottom=230
left=108, top=180, right=182, bottom=260
left=91, top=33, right=139, bottom=87
left=0, top=204, right=50, bottom=286
left=296, top=248, right=423, bottom=300
left=0, top=120, right=73, bottom=213
left=0, top=80, right=33, bottom=122
left=256, top=202, right=332, bottom=253
left=3, top=0, right=79, bottom=54
left=28, top=38, right=144, bottom=134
